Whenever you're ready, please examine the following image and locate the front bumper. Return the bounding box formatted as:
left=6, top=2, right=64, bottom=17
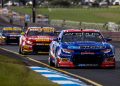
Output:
left=22, top=45, right=33, bottom=52
left=6, top=36, right=19, bottom=43
left=57, top=59, right=115, bottom=68
left=22, top=43, right=50, bottom=53
left=33, top=45, right=50, bottom=52
left=57, top=54, right=115, bottom=68
left=58, top=61, right=75, bottom=67
left=101, top=58, right=115, bottom=68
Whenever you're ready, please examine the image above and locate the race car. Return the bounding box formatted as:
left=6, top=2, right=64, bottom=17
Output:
left=2, top=27, right=22, bottom=44
left=19, top=27, right=57, bottom=54
left=49, top=29, right=115, bottom=68
left=0, top=32, right=5, bottom=45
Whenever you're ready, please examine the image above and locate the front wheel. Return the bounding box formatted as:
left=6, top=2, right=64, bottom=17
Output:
left=54, top=51, right=60, bottom=68
left=54, top=58, right=59, bottom=68
left=19, top=47, right=22, bottom=54
left=20, top=47, right=27, bottom=55
left=48, top=57, right=54, bottom=66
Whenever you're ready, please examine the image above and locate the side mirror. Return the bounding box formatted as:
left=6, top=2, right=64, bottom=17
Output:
left=53, top=38, right=61, bottom=42
left=53, top=38, right=58, bottom=41
left=21, top=32, right=25, bottom=35
left=105, top=38, right=112, bottom=42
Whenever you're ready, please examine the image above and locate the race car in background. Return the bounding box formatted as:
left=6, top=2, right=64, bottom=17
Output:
left=2, top=27, right=22, bottom=44
left=19, top=27, right=57, bottom=54
left=0, top=32, right=6, bottom=45
left=49, top=29, right=115, bottom=68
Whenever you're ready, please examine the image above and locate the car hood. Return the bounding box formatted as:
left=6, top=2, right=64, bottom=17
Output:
left=61, top=41, right=111, bottom=50
left=27, top=36, right=55, bottom=42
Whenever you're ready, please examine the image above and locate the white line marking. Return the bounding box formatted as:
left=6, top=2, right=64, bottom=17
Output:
left=34, top=70, right=51, bottom=72
left=52, top=80, right=79, bottom=84
left=42, top=74, right=65, bottom=78
left=29, top=66, right=42, bottom=69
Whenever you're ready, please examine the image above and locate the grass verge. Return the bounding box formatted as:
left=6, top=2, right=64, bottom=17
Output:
left=0, top=55, right=59, bottom=86
left=12, top=7, right=120, bottom=23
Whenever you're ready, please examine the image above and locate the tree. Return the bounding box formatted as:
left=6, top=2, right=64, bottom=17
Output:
left=106, top=0, right=111, bottom=5
left=20, top=0, right=27, bottom=5
left=70, top=0, right=81, bottom=5
left=50, top=0, right=71, bottom=7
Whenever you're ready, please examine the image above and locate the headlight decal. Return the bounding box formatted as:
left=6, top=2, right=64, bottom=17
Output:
left=102, top=49, right=111, bottom=53
left=62, top=49, right=74, bottom=54
left=26, top=40, right=33, bottom=45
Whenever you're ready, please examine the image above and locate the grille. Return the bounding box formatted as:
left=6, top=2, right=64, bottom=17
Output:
left=72, top=54, right=103, bottom=65
left=6, top=36, right=19, bottom=43
left=33, top=45, right=50, bottom=52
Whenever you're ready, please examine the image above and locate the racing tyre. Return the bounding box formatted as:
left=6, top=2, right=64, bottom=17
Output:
left=19, top=47, right=22, bottom=54
left=20, top=47, right=27, bottom=55
left=48, top=57, right=54, bottom=66
left=55, top=58, right=59, bottom=68
left=55, top=50, right=59, bottom=68
left=109, top=65, right=116, bottom=69
left=5, top=40, right=9, bottom=45
left=17, top=42, right=19, bottom=45
left=54, top=50, right=60, bottom=68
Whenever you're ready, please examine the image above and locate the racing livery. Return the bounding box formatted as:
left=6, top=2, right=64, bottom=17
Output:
left=49, top=29, right=115, bottom=68
left=2, top=27, right=22, bottom=44
left=19, top=27, right=57, bottom=54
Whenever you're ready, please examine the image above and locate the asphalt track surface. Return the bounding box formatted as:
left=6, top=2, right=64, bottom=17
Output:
left=0, top=42, right=120, bottom=86
left=0, top=18, right=120, bottom=86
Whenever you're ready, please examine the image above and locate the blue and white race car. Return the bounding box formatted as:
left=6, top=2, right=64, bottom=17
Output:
left=49, top=29, right=115, bottom=68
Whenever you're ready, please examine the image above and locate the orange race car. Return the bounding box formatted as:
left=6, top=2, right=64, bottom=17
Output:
left=19, top=27, right=57, bottom=54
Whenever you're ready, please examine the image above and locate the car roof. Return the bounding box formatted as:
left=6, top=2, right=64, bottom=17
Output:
left=63, top=29, right=100, bottom=33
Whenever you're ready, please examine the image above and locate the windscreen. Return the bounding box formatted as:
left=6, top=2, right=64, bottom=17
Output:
left=62, top=32, right=104, bottom=42
left=27, top=27, right=55, bottom=36
left=3, top=27, right=22, bottom=34
left=3, top=30, right=22, bottom=34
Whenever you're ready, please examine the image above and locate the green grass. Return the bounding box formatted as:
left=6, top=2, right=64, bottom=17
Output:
left=0, top=55, right=59, bottom=86
left=12, top=7, right=120, bottom=23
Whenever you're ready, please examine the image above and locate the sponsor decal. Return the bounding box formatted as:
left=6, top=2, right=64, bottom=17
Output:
left=78, top=64, right=98, bottom=67
left=68, top=46, right=80, bottom=49
left=36, top=43, right=49, bottom=46
left=30, top=27, right=55, bottom=32
left=36, top=38, right=50, bottom=42
left=81, top=52, right=95, bottom=55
